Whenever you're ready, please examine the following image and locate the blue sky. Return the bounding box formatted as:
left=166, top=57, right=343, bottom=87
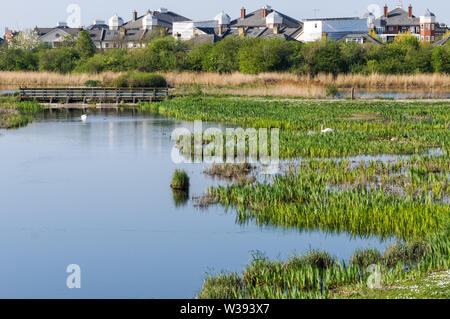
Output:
left=1, top=0, right=448, bottom=34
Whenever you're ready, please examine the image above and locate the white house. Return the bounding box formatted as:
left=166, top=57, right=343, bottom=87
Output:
left=297, top=17, right=369, bottom=42
left=173, top=12, right=231, bottom=40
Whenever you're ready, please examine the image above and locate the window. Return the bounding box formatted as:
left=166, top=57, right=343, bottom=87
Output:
left=388, top=26, right=393, bottom=31
left=421, top=24, right=424, bottom=30
left=425, top=24, right=430, bottom=30
left=105, top=43, right=109, bottom=48
left=314, top=23, right=318, bottom=28
left=431, top=36, right=435, bottom=41
left=426, top=36, right=429, bottom=42
left=431, top=24, right=435, bottom=30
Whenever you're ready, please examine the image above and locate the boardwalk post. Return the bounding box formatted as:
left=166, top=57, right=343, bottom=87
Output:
left=351, top=87, right=355, bottom=100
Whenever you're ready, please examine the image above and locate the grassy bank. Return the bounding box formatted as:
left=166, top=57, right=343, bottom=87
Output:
left=198, top=216, right=449, bottom=299
left=0, top=96, right=42, bottom=129
left=334, top=270, right=450, bottom=299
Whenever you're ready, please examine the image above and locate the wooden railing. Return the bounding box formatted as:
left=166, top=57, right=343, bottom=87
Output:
left=19, top=87, right=169, bottom=103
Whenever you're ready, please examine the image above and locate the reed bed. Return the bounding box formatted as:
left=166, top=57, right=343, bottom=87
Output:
left=141, top=96, right=450, bottom=158
left=0, top=97, right=42, bottom=129
left=210, top=157, right=449, bottom=240
left=164, top=72, right=450, bottom=90
left=199, top=221, right=450, bottom=299
left=1, top=71, right=449, bottom=92
left=0, top=71, right=122, bottom=87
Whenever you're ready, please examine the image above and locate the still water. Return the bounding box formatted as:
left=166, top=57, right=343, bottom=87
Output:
left=0, top=111, right=393, bottom=298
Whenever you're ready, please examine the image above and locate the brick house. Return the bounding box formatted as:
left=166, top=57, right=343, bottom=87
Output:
left=375, top=4, right=443, bottom=43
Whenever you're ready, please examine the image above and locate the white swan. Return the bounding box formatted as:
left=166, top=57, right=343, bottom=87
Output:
left=321, top=125, right=334, bottom=134
left=81, top=114, right=88, bottom=121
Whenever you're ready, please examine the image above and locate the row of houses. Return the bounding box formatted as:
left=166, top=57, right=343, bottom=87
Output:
left=2, top=3, right=449, bottom=49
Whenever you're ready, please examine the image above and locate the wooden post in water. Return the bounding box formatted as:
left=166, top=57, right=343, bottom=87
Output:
left=351, top=87, right=355, bottom=100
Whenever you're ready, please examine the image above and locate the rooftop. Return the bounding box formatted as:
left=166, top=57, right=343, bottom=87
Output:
left=230, top=7, right=301, bottom=28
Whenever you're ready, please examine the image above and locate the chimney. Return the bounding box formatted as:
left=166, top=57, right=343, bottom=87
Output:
left=262, top=7, right=267, bottom=19
left=408, top=5, right=413, bottom=18
left=384, top=5, right=388, bottom=18
left=132, top=10, right=137, bottom=21
left=241, top=7, right=246, bottom=19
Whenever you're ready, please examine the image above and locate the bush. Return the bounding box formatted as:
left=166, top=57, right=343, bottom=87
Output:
left=202, top=36, right=243, bottom=73
left=111, top=73, right=167, bottom=88
left=38, top=47, right=79, bottom=73
left=383, top=241, right=431, bottom=268
left=431, top=45, right=450, bottom=73
left=350, top=248, right=382, bottom=268
left=326, top=84, right=339, bottom=98
left=198, top=273, right=244, bottom=299
left=0, top=48, right=38, bottom=71
left=171, top=169, right=190, bottom=191
left=238, top=38, right=295, bottom=74
left=301, top=250, right=335, bottom=270
left=84, top=80, right=100, bottom=87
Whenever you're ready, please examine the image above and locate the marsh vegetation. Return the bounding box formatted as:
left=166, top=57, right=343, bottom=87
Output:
left=139, top=96, right=450, bottom=298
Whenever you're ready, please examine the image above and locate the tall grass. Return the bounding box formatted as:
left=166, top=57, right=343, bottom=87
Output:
left=141, top=96, right=450, bottom=158
left=1, top=71, right=449, bottom=93
left=0, top=71, right=122, bottom=87
left=199, top=220, right=450, bottom=299
left=164, top=72, right=450, bottom=90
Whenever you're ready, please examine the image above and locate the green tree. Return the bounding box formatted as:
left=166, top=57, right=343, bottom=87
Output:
left=187, top=42, right=214, bottom=71
left=8, top=29, right=42, bottom=51
left=0, top=48, right=38, bottom=71
left=340, top=41, right=366, bottom=73
left=301, top=40, right=344, bottom=76
left=39, top=47, right=80, bottom=73
left=431, top=45, right=450, bottom=73
left=203, top=36, right=243, bottom=73
left=138, top=37, right=189, bottom=72
left=238, top=38, right=295, bottom=74
left=75, top=30, right=96, bottom=60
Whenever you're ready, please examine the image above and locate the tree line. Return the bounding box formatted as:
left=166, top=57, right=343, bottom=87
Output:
left=0, top=30, right=449, bottom=74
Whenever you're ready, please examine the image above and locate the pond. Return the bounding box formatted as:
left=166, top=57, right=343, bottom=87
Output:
left=0, top=110, right=393, bottom=298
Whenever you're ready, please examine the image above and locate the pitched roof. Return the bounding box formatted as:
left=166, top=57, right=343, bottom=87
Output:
left=87, top=24, right=109, bottom=31
left=88, top=28, right=148, bottom=43
left=38, top=27, right=82, bottom=39
left=230, top=8, right=301, bottom=28
left=220, top=26, right=302, bottom=41
left=376, top=7, right=419, bottom=26
left=123, top=10, right=190, bottom=30
left=339, top=33, right=383, bottom=44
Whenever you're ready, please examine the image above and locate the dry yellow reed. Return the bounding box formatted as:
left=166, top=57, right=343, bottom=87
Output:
left=0, top=71, right=448, bottom=91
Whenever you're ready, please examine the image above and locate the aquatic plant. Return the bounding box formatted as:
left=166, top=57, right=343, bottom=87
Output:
left=141, top=96, right=450, bottom=158
left=170, top=169, right=190, bottom=191
left=199, top=221, right=450, bottom=299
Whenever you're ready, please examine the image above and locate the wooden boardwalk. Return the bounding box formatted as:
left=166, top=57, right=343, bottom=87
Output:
left=19, top=87, right=169, bottom=103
